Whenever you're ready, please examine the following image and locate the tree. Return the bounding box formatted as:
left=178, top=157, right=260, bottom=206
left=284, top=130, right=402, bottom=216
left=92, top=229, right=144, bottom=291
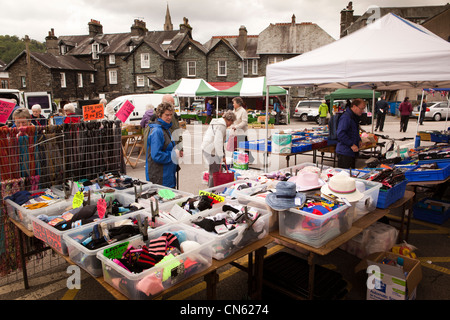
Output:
left=0, top=35, right=46, bottom=64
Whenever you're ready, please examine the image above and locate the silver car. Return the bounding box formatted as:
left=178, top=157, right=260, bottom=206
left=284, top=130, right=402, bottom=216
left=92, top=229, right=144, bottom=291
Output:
left=413, top=101, right=450, bottom=121
left=294, top=100, right=322, bottom=122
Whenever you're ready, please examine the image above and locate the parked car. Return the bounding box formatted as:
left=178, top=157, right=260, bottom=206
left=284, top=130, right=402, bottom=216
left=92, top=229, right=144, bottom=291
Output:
left=294, top=100, right=322, bottom=122
left=412, top=101, right=450, bottom=121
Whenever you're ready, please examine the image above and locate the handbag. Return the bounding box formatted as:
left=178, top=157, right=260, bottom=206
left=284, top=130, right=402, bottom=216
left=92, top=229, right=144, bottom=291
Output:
left=212, top=164, right=234, bottom=186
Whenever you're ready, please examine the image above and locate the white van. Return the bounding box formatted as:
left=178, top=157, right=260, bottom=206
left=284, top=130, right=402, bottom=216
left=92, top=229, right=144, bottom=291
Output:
left=0, top=89, right=54, bottom=118
left=106, top=93, right=179, bottom=123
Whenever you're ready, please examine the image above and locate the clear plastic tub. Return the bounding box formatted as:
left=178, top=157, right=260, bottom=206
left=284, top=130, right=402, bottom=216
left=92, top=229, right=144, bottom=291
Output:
left=29, top=192, right=138, bottom=255
left=96, top=223, right=215, bottom=300
left=51, top=176, right=153, bottom=198
left=4, top=189, right=72, bottom=231
left=63, top=210, right=167, bottom=277
left=120, top=184, right=193, bottom=209
left=279, top=203, right=351, bottom=248
left=155, top=180, right=268, bottom=224
left=183, top=201, right=272, bottom=260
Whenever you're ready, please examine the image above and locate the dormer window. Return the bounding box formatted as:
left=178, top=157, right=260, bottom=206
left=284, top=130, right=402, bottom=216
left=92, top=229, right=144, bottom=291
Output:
left=92, top=43, right=100, bottom=60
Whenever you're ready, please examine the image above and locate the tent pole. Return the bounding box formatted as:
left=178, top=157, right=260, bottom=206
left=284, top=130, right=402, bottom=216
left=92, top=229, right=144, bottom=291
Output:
left=416, top=90, right=424, bottom=137
left=264, top=85, right=269, bottom=172
left=445, top=94, right=450, bottom=131
left=415, top=90, right=425, bottom=148
left=371, top=90, right=375, bottom=133
left=216, top=96, right=219, bottom=118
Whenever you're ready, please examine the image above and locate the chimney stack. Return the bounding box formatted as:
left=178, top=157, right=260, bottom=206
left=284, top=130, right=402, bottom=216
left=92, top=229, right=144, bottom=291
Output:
left=45, top=28, right=59, bottom=55
left=237, top=25, right=247, bottom=52
left=88, top=19, right=103, bottom=37
left=131, top=19, right=148, bottom=37
left=292, top=14, right=296, bottom=25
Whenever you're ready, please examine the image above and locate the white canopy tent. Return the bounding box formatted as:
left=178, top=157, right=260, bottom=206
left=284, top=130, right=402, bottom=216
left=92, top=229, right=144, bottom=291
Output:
left=263, top=13, right=450, bottom=171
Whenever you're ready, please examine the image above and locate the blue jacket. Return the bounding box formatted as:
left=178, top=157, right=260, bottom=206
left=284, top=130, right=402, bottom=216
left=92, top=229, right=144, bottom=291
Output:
left=145, top=118, right=177, bottom=188
left=336, top=108, right=361, bottom=158
left=206, top=102, right=213, bottom=116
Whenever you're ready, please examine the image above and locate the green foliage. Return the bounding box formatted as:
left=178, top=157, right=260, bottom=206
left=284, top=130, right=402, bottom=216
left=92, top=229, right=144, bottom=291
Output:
left=0, top=35, right=46, bottom=64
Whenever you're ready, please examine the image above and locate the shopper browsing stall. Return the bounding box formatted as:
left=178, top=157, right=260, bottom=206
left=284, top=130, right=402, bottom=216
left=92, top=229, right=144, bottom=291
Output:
left=201, top=110, right=236, bottom=187
left=336, top=99, right=365, bottom=169
left=145, top=102, right=178, bottom=188
left=30, top=104, right=47, bottom=126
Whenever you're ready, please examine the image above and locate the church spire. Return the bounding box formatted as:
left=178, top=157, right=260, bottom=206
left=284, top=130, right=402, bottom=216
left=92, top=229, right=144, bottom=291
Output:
left=164, top=3, right=173, bottom=31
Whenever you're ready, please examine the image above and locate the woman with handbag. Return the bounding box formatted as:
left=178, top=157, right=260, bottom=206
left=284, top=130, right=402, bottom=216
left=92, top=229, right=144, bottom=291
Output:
left=201, top=110, right=236, bottom=187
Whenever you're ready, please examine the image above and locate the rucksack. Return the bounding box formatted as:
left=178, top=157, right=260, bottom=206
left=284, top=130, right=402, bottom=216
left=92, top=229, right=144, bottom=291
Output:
left=328, top=113, right=343, bottom=144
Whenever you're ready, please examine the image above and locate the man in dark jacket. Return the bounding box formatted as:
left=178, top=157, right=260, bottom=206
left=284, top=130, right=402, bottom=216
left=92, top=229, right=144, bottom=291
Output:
left=374, top=96, right=389, bottom=132
left=336, top=99, right=365, bottom=169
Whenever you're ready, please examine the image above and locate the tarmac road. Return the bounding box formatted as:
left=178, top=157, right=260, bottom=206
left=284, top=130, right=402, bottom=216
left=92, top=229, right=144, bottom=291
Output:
left=1, top=114, right=449, bottom=302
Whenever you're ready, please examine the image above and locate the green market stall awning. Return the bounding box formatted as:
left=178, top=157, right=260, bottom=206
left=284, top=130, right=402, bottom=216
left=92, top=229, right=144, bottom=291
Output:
left=154, top=78, right=219, bottom=97
left=325, top=88, right=381, bottom=100
left=216, top=77, right=287, bottom=97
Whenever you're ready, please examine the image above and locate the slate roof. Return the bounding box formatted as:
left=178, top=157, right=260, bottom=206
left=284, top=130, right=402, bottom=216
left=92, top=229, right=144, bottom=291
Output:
left=5, top=51, right=95, bottom=71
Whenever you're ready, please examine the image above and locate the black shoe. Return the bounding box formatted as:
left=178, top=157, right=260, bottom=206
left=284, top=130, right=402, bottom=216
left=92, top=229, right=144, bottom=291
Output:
left=379, top=130, right=383, bottom=132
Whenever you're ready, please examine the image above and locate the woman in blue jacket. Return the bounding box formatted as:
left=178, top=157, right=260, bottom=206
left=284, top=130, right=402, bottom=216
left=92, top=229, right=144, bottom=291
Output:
left=336, top=99, right=365, bottom=169
left=145, top=102, right=178, bottom=188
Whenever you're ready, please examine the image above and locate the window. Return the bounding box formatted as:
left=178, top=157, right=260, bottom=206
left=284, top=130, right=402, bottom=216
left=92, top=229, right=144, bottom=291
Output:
left=60, top=45, right=67, bottom=55
left=218, top=60, right=227, bottom=76
left=109, top=54, right=115, bottom=65
left=141, top=53, right=150, bottom=68
left=136, top=75, right=145, bottom=87
left=187, top=61, right=196, bottom=77
left=243, top=60, right=249, bottom=75
left=21, top=76, right=26, bottom=88
left=1, top=80, right=8, bottom=89
left=109, top=70, right=117, bottom=84
left=268, top=56, right=283, bottom=65
left=90, top=74, right=95, bottom=83
left=252, top=59, right=258, bottom=75
left=92, top=43, right=99, bottom=60
left=60, top=73, right=66, bottom=88
left=77, top=73, right=83, bottom=88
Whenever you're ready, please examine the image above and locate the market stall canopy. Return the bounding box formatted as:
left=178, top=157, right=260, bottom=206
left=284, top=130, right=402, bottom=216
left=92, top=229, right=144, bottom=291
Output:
left=266, top=13, right=450, bottom=90
left=216, top=76, right=287, bottom=97
left=325, top=89, right=381, bottom=100
left=154, top=78, right=219, bottom=97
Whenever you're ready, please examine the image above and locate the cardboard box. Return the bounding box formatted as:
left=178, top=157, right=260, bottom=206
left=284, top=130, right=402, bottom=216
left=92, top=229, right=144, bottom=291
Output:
left=356, top=251, right=422, bottom=300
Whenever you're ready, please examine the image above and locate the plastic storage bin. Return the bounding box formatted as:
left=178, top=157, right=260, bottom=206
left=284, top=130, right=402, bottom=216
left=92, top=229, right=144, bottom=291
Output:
left=279, top=203, right=351, bottom=248
left=96, top=224, right=215, bottom=300
left=30, top=192, right=137, bottom=255
left=413, top=198, right=450, bottom=225
left=155, top=180, right=267, bottom=224
left=4, top=189, right=73, bottom=231
left=63, top=210, right=166, bottom=277
left=121, top=184, right=193, bottom=209
left=183, top=202, right=272, bottom=260
left=376, top=179, right=408, bottom=209
left=348, top=179, right=381, bottom=221
left=403, top=162, right=450, bottom=182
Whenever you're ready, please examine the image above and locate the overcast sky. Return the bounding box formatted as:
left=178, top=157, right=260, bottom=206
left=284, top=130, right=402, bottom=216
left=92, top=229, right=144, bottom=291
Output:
left=2, top=0, right=447, bottom=44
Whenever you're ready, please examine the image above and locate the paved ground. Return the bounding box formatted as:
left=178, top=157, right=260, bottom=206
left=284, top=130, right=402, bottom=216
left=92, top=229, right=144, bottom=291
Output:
left=1, top=114, right=449, bottom=302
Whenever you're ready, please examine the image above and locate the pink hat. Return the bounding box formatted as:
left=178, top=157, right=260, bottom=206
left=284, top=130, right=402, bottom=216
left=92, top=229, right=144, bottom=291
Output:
left=288, top=171, right=324, bottom=191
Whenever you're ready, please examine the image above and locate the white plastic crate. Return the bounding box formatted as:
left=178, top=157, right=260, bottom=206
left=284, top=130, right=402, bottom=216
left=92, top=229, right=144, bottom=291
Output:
left=279, top=203, right=351, bottom=248
left=96, top=223, right=214, bottom=300
left=30, top=192, right=138, bottom=255
left=183, top=202, right=272, bottom=260
left=4, top=189, right=72, bottom=231
left=63, top=210, right=167, bottom=277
